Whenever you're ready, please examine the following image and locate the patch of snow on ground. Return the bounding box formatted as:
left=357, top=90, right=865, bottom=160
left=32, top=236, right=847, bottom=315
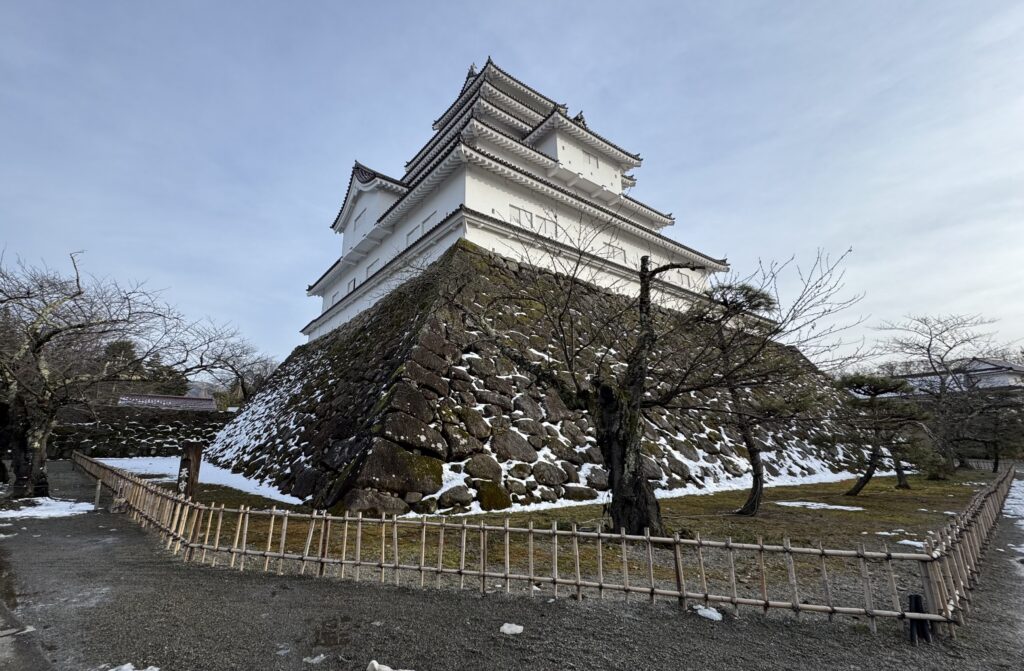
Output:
left=692, top=605, right=723, bottom=621
left=438, top=469, right=896, bottom=517
left=499, top=623, right=524, bottom=635
left=774, top=501, right=864, bottom=512
left=98, top=457, right=303, bottom=505
left=108, top=665, right=160, bottom=671
left=897, top=540, right=926, bottom=549
left=0, top=497, right=94, bottom=520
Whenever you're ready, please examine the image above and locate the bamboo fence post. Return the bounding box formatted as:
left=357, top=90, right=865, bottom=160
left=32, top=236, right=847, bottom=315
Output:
left=817, top=540, right=834, bottom=621
left=340, top=515, right=350, bottom=579
left=756, top=535, right=769, bottom=612
left=229, top=506, right=244, bottom=569
left=355, top=512, right=363, bottom=582
left=200, top=503, right=215, bottom=564
left=726, top=536, right=739, bottom=616
left=573, top=523, right=582, bottom=601
left=166, top=499, right=182, bottom=549
left=186, top=505, right=205, bottom=561
left=301, top=510, right=318, bottom=576
left=596, top=528, right=605, bottom=600
left=459, top=519, right=467, bottom=590
left=881, top=541, right=902, bottom=616
left=552, top=521, right=559, bottom=599
left=672, top=533, right=686, bottom=610
left=392, top=515, right=400, bottom=586
left=211, top=504, right=225, bottom=567
left=315, top=510, right=326, bottom=577
left=527, top=520, right=535, bottom=594
left=435, top=518, right=446, bottom=589
left=277, top=511, right=290, bottom=575
left=379, top=514, right=387, bottom=583
left=263, top=506, right=277, bottom=572
left=696, top=533, right=708, bottom=607
left=783, top=537, right=800, bottom=617
left=858, top=543, right=876, bottom=634
left=620, top=527, right=629, bottom=602
left=644, top=528, right=655, bottom=604
left=419, top=517, right=428, bottom=588
left=174, top=503, right=193, bottom=556
left=504, top=518, right=511, bottom=594
left=479, top=521, right=487, bottom=594
left=238, top=506, right=251, bottom=572
left=320, top=511, right=333, bottom=578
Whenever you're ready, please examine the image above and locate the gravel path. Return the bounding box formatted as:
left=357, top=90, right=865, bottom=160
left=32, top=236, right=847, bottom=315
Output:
left=1, top=461, right=1022, bottom=671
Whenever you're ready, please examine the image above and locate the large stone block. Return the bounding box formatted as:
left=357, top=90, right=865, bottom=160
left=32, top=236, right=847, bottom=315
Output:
left=387, top=383, right=433, bottom=424
left=492, top=429, right=537, bottom=463
left=464, top=453, right=502, bottom=481
left=355, top=438, right=443, bottom=496
left=532, top=460, right=567, bottom=486
left=379, top=411, right=447, bottom=458
left=343, top=488, right=410, bottom=515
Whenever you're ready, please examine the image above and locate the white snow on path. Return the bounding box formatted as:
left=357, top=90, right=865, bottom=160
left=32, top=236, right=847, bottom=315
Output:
left=98, top=457, right=304, bottom=505
left=1004, top=475, right=1024, bottom=556
left=367, top=662, right=415, bottom=671
left=499, top=623, right=524, bottom=635
left=0, top=497, right=94, bottom=520
left=106, top=665, right=160, bottom=671
left=774, top=501, right=864, bottom=512
left=692, top=605, right=723, bottom=621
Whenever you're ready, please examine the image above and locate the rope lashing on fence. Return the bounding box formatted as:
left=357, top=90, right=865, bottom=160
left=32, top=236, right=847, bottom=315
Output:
left=72, top=451, right=1015, bottom=632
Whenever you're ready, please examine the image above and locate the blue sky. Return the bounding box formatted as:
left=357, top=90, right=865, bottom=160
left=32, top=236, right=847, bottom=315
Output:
left=2, top=1, right=1022, bottom=360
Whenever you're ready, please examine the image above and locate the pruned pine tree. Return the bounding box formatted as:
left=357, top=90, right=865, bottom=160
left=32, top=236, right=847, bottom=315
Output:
left=835, top=372, right=924, bottom=495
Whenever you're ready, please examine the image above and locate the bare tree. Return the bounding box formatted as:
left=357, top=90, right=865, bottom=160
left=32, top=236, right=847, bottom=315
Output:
left=877, top=314, right=1001, bottom=474
left=0, top=253, right=234, bottom=497
left=205, top=339, right=277, bottom=407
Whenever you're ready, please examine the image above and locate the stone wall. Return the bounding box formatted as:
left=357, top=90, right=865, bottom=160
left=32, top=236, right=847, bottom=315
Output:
left=208, top=241, right=862, bottom=514
left=49, top=406, right=234, bottom=459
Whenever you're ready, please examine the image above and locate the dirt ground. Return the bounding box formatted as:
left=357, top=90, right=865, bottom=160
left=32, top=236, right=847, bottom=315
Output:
left=1, top=461, right=1022, bottom=671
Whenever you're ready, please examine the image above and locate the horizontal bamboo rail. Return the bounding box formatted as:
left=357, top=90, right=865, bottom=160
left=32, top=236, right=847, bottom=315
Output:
left=72, top=452, right=1016, bottom=633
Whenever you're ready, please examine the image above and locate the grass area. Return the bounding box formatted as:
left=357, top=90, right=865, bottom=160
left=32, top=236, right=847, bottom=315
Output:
left=468, top=470, right=995, bottom=549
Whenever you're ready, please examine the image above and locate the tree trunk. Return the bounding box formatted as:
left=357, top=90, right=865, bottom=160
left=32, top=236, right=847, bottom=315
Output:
left=736, top=441, right=764, bottom=516
left=893, top=455, right=910, bottom=489
left=991, top=448, right=1000, bottom=473
left=11, top=414, right=52, bottom=498
left=957, top=454, right=973, bottom=470
left=592, top=382, right=663, bottom=536
left=845, top=446, right=880, bottom=496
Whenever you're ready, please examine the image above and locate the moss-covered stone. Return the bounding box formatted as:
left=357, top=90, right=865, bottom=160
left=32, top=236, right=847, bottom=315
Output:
left=474, top=480, right=512, bottom=511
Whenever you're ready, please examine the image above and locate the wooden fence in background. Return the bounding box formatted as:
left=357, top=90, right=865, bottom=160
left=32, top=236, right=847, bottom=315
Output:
left=72, top=452, right=1015, bottom=634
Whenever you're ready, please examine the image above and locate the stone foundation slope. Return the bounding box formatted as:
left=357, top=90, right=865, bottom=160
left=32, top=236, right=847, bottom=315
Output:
left=208, top=241, right=860, bottom=514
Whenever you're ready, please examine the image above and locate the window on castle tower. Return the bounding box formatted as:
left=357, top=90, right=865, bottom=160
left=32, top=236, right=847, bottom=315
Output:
left=536, top=215, right=555, bottom=237
left=509, top=204, right=533, bottom=229
left=366, top=258, right=379, bottom=277
left=347, top=278, right=356, bottom=293
left=406, top=224, right=420, bottom=246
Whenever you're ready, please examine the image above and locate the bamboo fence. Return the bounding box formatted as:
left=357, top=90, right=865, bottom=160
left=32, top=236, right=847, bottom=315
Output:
left=72, top=452, right=1016, bottom=634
